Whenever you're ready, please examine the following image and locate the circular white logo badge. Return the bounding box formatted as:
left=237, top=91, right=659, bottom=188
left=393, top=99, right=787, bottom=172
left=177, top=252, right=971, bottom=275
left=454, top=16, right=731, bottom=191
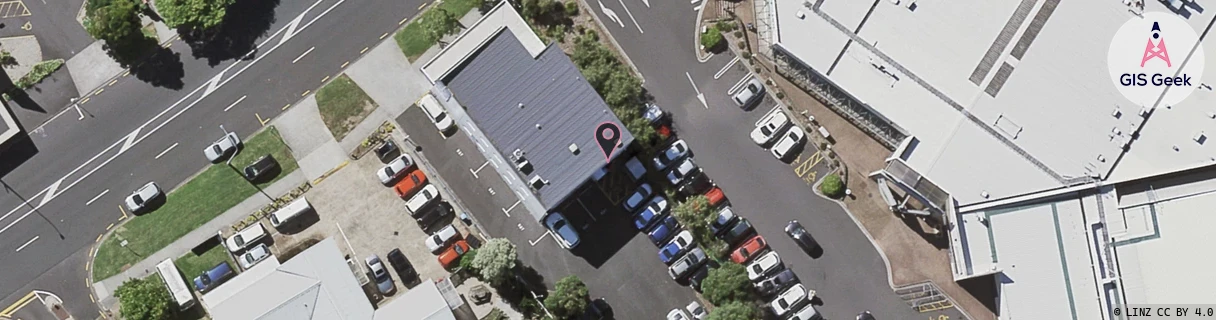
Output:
left=1108, top=12, right=1204, bottom=107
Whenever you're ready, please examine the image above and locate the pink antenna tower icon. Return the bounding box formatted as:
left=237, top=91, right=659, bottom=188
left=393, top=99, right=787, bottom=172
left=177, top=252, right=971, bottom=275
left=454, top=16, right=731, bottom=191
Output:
left=1141, top=21, right=1171, bottom=67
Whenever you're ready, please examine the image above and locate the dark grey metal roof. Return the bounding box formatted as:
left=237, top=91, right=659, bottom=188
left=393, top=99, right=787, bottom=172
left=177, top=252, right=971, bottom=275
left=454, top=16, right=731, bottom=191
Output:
left=444, top=31, right=634, bottom=211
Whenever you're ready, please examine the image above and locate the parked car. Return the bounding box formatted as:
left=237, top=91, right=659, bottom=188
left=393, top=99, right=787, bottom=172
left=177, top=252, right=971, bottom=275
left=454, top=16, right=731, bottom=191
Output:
left=203, top=132, right=241, bottom=163
left=643, top=102, right=667, bottom=125
left=721, top=218, right=755, bottom=247
left=652, top=139, right=690, bottom=171
left=791, top=305, right=825, bottom=320
left=709, top=206, right=739, bottom=236
left=678, top=172, right=714, bottom=196
left=545, top=212, right=581, bottom=249
left=405, top=184, right=441, bottom=215
left=393, top=169, right=428, bottom=199
left=756, top=269, right=799, bottom=297
left=224, top=222, right=267, bottom=252
left=377, top=154, right=416, bottom=185
left=730, top=235, right=768, bottom=264
left=425, top=225, right=460, bottom=254
left=438, top=240, right=471, bottom=268
left=688, top=264, right=712, bottom=292
left=238, top=243, right=272, bottom=269
left=855, top=310, right=873, bottom=320
left=633, top=195, right=669, bottom=231
left=770, top=284, right=810, bottom=317
left=771, top=126, right=806, bottom=161
left=192, top=261, right=234, bottom=293
left=242, top=154, right=279, bottom=182
left=666, top=158, right=700, bottom=186
left=732, top=78, right=765, bottom=110
left=123, top=182, right=162, bottom=214
left=705, top=186, right=726, bottom=207
left=582, top=298, right=614, bottom=320
left=751, top=109, right=791, bottom=146
left=622, top=183, right=654, bottom=212
left=625, top=156, right=647, bottom=182
left=647, top=216, right=681, bottom=246
left=786, top=220, right=821, bottom=255
left=686, top=301, right=708, bottom=319
left=374, top=140, right=399, bottom=163
left=666, top=309, right=691, bottom=320
left=366, top=255, right=395, bottom=294
left=415, top=202, right=453, bottom=231
left=659, top=230, right=694, bottom=264
left=667, top=247, right=707, bottom=280
left=386, top=248, right=418, bottom=281
left=418, top=94, right=457, bottom=133
left=747, top=251, right=782, bottom=281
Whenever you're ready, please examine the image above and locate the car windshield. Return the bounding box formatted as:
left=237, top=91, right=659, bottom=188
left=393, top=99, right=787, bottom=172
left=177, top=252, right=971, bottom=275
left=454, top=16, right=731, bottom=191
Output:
left=132, top=195, right=144, bottom=205
left=233, top=235, right=245, bottom=246
left=779, top=300, right=790, bottom=308
left=431, top=235, right=441, bottom=243
left=748, top=84, right=759, bottom=93
left=455, top=245, right=466, bottom=255
left=435, top=113, right=447, bottom=122
left=382, top=167, right=394, bottom=176
left=200, top=275, right=212, bottom=286
left=761, top=126, right=774, bottom=135
left=751, top=264, right=762, bottom=273
left=211, top=145, right=222, bottom=154
left=553, top=219, right=567, bottom=230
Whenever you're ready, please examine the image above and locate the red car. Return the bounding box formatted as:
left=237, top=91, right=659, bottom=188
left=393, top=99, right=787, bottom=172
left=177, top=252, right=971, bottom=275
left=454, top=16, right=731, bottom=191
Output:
left=706, top=186, right=726, bottom=207
left=393, top=169, right=428, bottom=199
left=730, top=235, right=768, bottom=263
left=438, top=240, right=470, bottom=269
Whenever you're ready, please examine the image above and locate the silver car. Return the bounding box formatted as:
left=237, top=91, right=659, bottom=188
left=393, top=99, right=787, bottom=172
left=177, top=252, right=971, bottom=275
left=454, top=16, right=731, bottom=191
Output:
left=238, top=243, right=272, bottom=269
left=377, top=154, right=415, bottom=185
left=545, top=212, right=581, bottom=249
left=667, top=247, right=707, bottom=280
left=123, top=182, right=162, bottom=214
left=732, top=78, right=765, bottom=109
left=366, top=255, right=395, bottom=294
left=203, top=132, right=241, bottom=163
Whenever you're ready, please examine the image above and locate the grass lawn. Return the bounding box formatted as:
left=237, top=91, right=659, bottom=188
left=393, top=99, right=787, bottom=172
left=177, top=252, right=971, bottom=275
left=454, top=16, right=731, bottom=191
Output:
left=394, top=0, right=478, bottom=62
left=316, top=74, right=377, bottom=141
left=174, top=245, right=232, bottom=281
left=92, top=127, right=297, bottom=280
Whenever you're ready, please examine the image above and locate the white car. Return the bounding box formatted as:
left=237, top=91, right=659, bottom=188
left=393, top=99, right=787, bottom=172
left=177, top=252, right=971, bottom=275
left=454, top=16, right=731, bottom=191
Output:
left=225, top=223, right=267, bottom=252
left=405, top=184, right=440, bottom=215
left=545, top=212, right=581, bottom=248
left=418, top=94, right=456, bottom=133
left=203, top=132, right=241, bottom=162
left=732, top=78, right=765, bottom=109
left=666, top=308, right=690, bottom=320
left=652, top=140, right=690, bottom=171
left=425, top=225, right=459, bottom=253
left=666, top=158, right=699, bottom=186
left=771, top=126, right=806, bottom=160
left=686, top=301, right=708, bottom=320
left=770, top=284, right=809, bottom=317
left=238, top=243, right=273, bottom=269
left=792, top=305, right=825, bottom=320
left=747, top=251, right=782, bottom=281
left=751, top=109, right=791, bottom=146
left=123, top=182, right=162, bottom=214
left=622, top=183, right=654, bottom=212
left=668, top=247, right=707, bottom=280
left=377, top=154, right=415, bottom=185
left=658, top=230, right=694, bottom=264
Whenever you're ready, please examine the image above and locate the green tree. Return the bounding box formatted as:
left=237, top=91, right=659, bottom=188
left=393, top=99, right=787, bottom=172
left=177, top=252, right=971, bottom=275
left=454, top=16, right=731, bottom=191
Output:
left=86, top=0, right=147, bottom=65
left=819, top=173, right=845, bottom=198
left=421, top=9, right=461, bottom=46
left=459, top=249, right=479, bottom=274
left=115, top=276, right=172, bottom=320
left=472, top=238, right=518, bottom=286
left=702, top=263, right=756, bottom=305
left=521, top=0, right=559, bottom=23
left=544, top=275, right=589, bottom=319
left=707, top=301, right=759, bottom=320
left=673, top=195, right=713, bottom=237
left=156, top=0, right=235, bottom=30
left=701, top=26, right=723, bottom=51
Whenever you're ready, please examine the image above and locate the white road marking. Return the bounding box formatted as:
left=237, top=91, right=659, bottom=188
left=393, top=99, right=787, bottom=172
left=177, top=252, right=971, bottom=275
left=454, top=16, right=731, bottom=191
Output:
left=502, top=200, right=521, bottom=218
left=714, top=56, right=740, bottom=80
left=203, top=71, right=225, bottom=96
left=529, top=231, right=551, bottom=246
left=119, top=128, right=140, bottom=154
left=291, top=47, right=316, bottom=64
left=85, top=189, right=110, bottom=206
left=0, top=0, right=347, bottom=237
left=617, top=0, right=644, bottom=33
left=154, top=143, right=179, bottom=159
left=693, top=4, right=700, bottom=11
left=686, top=72, right=708, bottom=109
left=39, top=179, right=62, bottom=207
left=517, top=223, right=525, bottom=231
left=14, top=236, right=37, bottom=252
left=280, top=16, right=306, bottom=46
left=727, top=74, right=754, bottom=95
left=641, top=0, right=649, bottom=7
left=455, top=149, right=464, bottom=156
left=598, top=1, right=624, bottom=28
left=757, top=104, right=781, bottom=127
left=488, top=188, right=496, bottom=195
left=470, top=161, right=489, bottom=178
left=224, top=96, right=247, bottom=112
left=336, top=222, right=363, bottom=273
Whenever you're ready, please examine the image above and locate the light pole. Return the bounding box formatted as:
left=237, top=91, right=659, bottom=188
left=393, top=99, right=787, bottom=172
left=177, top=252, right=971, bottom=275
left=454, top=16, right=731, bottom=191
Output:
left=219, top=125, right=271, bottom=200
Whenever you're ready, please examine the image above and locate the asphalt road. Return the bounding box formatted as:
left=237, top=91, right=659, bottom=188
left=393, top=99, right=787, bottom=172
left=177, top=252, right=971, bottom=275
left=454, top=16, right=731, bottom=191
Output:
left=589, top=0, right=965, bottom=319
left=0, top=0, right=426, bottom=316
left=0, top=0, right=92, bottom=60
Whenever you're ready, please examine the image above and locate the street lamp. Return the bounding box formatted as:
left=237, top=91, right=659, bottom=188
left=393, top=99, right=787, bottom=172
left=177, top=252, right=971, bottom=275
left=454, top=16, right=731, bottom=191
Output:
left=219, top=125, right=270, bottom=200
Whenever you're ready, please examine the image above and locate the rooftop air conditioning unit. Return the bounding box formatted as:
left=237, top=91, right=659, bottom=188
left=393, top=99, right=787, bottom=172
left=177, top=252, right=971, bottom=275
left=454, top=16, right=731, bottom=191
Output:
left=529, top=175, right=548, bottom=189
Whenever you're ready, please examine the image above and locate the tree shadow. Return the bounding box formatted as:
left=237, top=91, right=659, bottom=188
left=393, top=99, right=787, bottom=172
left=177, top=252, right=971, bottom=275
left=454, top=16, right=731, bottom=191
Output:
left=132, top=47, right=185, bottom=90
left=0, top=133, right=37, bottom=178
left=181, top=0, right=282, bottom=66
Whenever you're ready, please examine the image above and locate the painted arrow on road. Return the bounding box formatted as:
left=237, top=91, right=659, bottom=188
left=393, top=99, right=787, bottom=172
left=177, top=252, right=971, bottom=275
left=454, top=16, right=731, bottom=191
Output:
left=686, top=72, right=708, bottom=109
left=598, top=0, right=625, bottom=28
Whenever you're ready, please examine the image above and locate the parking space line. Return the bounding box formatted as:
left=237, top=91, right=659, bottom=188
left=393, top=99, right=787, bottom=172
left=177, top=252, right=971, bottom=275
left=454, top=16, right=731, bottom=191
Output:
left=501, top=200, right=520, bottom=218
left=528, top=231, right=552, bottom=246
left=14, top=235, right=37, bottom=252
left=470, top=160, right=489, bottom=178
left=576, top=198, right=596, bottom=222
left=336, top=222, right=363, bottom=273
left=714, top=56, right=740, bottom=80
left=727, top=74, right=754, bottom=95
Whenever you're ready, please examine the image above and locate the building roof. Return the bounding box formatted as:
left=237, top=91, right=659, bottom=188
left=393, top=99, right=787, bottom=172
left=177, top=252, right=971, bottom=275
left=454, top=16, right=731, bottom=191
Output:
left=202, top=239, right=374, bottom=320
left=373, top=280, right=456, bottom=320
left=420, top=1, right=545, bottom=82
left=442, top=31, right=634, bottom=210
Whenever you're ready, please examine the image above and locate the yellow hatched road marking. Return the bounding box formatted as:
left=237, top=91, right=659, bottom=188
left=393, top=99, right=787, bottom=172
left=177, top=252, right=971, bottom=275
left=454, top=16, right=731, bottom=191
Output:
left=0, top=291, right=36, bottom=317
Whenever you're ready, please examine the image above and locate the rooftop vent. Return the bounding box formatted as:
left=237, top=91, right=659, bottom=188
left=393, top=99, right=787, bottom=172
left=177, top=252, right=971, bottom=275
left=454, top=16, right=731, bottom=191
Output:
left=569, top=143, right=580, bottom=155
left=518, top=103, right=525, bottom=109
left=1196, top=132, right=1207, bottom=144
left=529, top=175, right=548, bottom=189
left=536, top=124, right=542, bottom=130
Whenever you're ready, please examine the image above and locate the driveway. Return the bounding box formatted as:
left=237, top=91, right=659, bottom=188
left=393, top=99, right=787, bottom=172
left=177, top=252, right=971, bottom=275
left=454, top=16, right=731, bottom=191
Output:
left=396, top=105, right=700, bottom=319
left=587, top=0, right=967, bottom=319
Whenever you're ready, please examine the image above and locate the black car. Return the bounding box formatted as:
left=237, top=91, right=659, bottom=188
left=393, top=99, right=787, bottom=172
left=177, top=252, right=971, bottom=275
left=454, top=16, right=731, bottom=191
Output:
left=709, top=206, right=739, bottom=237
left=721, top=218, right=755, bottom=246
left=678, top=172, right=714, bottom=196
left=756, top=269, right=798, bottom=297
left=375, top=141, right=399, bottom=163
left=416, top=202, right=454, bottom=231
left=386, top=248, right=418, bottom=281
left=242, top=154, right=279, bottom=181
left=581, top=298, right=614, bottom=320
left=688, top=264, right=713, bottom=292
left=785, top=220, right=820, bottom=255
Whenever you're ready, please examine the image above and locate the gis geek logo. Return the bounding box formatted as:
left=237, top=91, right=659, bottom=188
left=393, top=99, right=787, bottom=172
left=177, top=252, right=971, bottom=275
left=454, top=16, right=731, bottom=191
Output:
left=1108, top=12, right=1204, bottom=107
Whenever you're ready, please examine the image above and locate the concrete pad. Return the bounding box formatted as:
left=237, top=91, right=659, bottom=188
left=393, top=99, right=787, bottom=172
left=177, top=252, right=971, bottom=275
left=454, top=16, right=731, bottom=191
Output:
left=0, top=35, right=43, bottom=83
left=295, top=141, right=347, bottom=181
left=65, top=41, right=123, bottom=96
left=345, top=40, right=433, bottom=117
left=271, top=96, right=332, bottom=158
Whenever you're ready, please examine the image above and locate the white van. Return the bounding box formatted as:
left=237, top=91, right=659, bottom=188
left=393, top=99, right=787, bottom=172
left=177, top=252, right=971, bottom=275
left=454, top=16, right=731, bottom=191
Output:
left=270, top=197, right=312, bottom=229
left=155, top=258, right=195, bottom=311
left=789, top=304, right=823, bottom=320
left=417, top=94, right=456, bottom=133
